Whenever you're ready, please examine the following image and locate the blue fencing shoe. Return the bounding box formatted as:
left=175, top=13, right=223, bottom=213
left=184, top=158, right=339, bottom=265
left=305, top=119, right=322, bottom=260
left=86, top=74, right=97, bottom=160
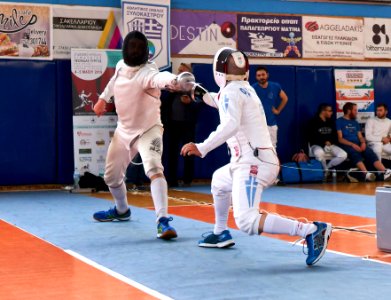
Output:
left=93, top=207, right=131, bottom=222
left=305, top=222, right=332, bottom=266
left=198, top=230, right=235, bottom=248
left=157, top=216, right=177, bottom=240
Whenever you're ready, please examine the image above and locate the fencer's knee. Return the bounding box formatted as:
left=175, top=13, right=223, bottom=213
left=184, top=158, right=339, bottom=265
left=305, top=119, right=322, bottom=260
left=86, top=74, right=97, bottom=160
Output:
left=234, top=210, right=260, bottom=235
left=143, top=157, right=163, bottom=179
left=211, top=181, right=228, bottom=198
left=146, top=167, right=163, bottom=179
left=104, top=173, right=124, bottom=188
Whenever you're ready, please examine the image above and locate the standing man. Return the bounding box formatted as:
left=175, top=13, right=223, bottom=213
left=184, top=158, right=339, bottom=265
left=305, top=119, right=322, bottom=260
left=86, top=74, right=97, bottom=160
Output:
left=164, top=63, right=199, bottom=187
left=309, top=103, right=347, bottom=176
left=252, top=66, right=288, bottom=148
left=92, top=31, right=188, bottom=240
left=337, top=102, right=391, bottom=182
left=181, top=47, right=332, bottom=266
left=365, top=103, right=391, bottom=161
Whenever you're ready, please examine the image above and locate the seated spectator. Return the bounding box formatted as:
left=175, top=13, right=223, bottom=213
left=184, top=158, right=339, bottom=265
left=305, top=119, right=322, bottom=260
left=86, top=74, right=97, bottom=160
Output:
left=365, top=103, right=391, bottom=161
left=308, top=103, right=347, bottom=178
left=336, top=102, right=391, bottom=182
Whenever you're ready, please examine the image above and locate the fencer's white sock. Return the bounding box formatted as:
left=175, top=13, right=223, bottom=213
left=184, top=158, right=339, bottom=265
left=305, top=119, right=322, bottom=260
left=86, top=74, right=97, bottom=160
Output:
left=150, top=177, right=168, bottom=221
left=296, top=222, right=317, bottom=238
left=109, top=183, right=129, bottom=214
left=213, top=194, right=231, bottom=235
left=263, top=214, right=317, bottom=238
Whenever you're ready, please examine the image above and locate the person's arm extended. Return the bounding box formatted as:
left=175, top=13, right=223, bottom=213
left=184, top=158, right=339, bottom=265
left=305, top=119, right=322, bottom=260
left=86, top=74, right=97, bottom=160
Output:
left=273, top=89, right=288, bottom=115
left=195, top=90, right=243, bottom=158
left=140, top=63, right=177, bottom=90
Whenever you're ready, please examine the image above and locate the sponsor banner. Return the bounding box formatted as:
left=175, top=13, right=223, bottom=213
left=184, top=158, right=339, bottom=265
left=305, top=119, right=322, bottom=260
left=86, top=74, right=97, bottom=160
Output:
left=302, top=16, right=364, bottom=60
left=171, top=10, right=236, bottom=55
left=237, top=14, right=302, bottom=58
left=53, top=5, right=123, bottom=59
left=335, top=69, right=374, bottom=123
left=73, top=116, right=117, bottom=176
left=122, top=0, right=170, bottom=69
left=71, top=49, right=121, bottom=176
left=0, top=2, right=52, bottom=59
left=364, top=18, right=391, bottom=59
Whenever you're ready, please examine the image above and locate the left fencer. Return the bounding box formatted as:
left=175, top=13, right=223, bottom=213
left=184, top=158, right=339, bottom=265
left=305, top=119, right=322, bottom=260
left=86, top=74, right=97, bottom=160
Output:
left=93, top=30, right=187, bottom=240
left=181, top=47, right=332, bottom=265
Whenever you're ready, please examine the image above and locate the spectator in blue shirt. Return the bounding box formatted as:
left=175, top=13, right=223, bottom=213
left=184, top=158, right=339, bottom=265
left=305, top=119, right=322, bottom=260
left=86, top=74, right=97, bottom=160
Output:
left=252, top=66, right=288, bottom=148
left=336, top=102, right=391, bottom=182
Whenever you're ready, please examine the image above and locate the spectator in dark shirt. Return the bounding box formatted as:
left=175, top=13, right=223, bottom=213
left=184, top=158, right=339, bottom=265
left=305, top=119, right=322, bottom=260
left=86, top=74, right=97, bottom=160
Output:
left=164, top=63, right=199, bottom=187
left=309, top=103, right=347, bottom=175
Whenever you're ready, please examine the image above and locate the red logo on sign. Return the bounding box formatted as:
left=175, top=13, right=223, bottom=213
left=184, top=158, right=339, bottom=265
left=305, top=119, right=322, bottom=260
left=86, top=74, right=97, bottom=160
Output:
left=305, top=21, right=319, bottom=32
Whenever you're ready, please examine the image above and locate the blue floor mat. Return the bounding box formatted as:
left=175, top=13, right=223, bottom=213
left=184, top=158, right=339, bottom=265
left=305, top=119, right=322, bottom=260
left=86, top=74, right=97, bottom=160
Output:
left=0, top=191, right=390, bottom=300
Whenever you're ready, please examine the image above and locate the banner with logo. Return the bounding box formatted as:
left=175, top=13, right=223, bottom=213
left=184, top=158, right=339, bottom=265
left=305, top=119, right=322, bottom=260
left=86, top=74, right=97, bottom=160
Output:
left=364, top=18, right=391, bottom=59
left=0, top=3, right=52, bottom=59
left=71, top=49, right=122, bottom=176
left=53, top=5, right=123, bottom=59
left=335, top=69, right=374, bottom=123
left=171, top=10, right=236, bottom=55
left=237, top=14, right=302, bottom=58
left=302, top=16, right=364, bottom=60
left=122, top=0, right=170, bottom=69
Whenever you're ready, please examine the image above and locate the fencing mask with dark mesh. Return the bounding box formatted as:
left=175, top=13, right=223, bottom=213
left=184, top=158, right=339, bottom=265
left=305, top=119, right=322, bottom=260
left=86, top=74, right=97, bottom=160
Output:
left=122, top=31, right=149, bottom=67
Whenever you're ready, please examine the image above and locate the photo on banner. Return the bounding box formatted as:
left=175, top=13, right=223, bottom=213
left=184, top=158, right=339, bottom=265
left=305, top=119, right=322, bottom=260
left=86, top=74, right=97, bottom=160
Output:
left=53, top=5, right=123, bottom=59
left=0, top=2, right=52, bottom=59
left=335, top=69, right=374, bottom=124
left=122, top=0, right=170, bottom=69
left=237, top=14, right=302, bottom=58
left=71, top=49, right=122, bottom=177
left=364, top=18, right=391, bottom=59
left=302, top=16, right=364, bottom=60
left=170, top=10, right=236, bottom=55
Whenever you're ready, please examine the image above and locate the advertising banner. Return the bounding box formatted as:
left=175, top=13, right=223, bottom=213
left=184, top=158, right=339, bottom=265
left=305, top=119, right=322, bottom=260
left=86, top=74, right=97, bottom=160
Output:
left=0, top=2, right=52, bottom=59
left=122, top=0, right=170, bottom=69
left=335, top=69, right=374, bottom=123
left=171, top=10, right=236, bottom=55
left=237, top=14, right=302, bottom=58
left=71, top=49, right=122, bottom=176
left=53, top=5, right=123, bottom=59
left=364, top=18, right=391, bottom=59
left=302, top=16, right=364, bottom=60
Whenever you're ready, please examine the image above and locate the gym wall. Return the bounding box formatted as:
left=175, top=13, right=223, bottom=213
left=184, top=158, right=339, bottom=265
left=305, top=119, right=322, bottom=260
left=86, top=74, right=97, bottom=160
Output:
left=2, top=0, right=391, bottom=184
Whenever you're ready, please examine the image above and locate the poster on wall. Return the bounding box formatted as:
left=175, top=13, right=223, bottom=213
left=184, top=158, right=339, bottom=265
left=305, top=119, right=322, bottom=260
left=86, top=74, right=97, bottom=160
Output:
left=171, top=10, right=236, bottom=55
left=302, top=16, right=364, bottom=60
left=0, top=2, right=52, bottom=59
left=53, top=5, right=123, bottom=59
left=122, top=0, right=170, bottom=69
left=364, top=18, right=391, bottom=59
left=237, top=14, right=302, bottom=58
left=71, top=48, right=122, bottom=177
left=335, top=69, right=374, bottom=123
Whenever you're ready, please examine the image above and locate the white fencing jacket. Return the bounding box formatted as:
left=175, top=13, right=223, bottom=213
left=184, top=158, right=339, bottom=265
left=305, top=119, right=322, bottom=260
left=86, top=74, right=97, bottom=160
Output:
left=100, top=59, right=176, bottom=147
left=365, top=116, right=391, bottom=143
left=196, top=81, right=273, bottom=162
